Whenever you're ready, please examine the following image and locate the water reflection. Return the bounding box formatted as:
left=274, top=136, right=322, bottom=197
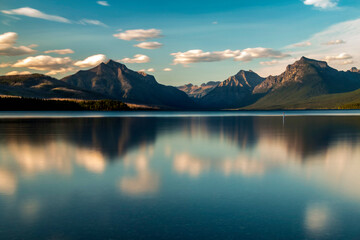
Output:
left=1, top=116, right=360, bottom=197
left=1, top=115, right=360, bottom=239
left=120, top=149, right=159, bottom=195
left=305, top=202, right=334, bottom=237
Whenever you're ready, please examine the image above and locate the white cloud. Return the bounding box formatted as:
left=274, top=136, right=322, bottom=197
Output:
left=5, top=71, right=31, bottom=76
left=0, top=45, right=36, bottom=56
left=324, top=52, right=352, bottom=61
left=79, top=19, right=107, bottom=27
left=0, top=32, right=17, bottom=45
left=44, top=49, right=74, bottom=55
left=0, top=32, right=36, bottom=56
left=171, top=48, right=289, bottom=65
left=323, top=39, right=345, bottom=45
left=303, top=0, right=338, bottom=9
left=113, top=29, right=162, bottom=41
left=212, top=21, right=218, bottom=25
left=120, top=54, right=150, bottom=63
left=97, top=1, right=110, bottom=6
left=233, top=48, right=289, bottom=62
left=74, top=54, right=106, bottom=68
left=171, top=49, right=238, bottom=65
left=134, top=41, right=163, bottom=49
left=163, top=68, right=172, bottom=71
left=10, top=54, right=107, bottom=76
left=1, top=7, right=71, bottom=23
left=292, top=41, right=312, bottom=48
left=12, top=55, right=73, bottom=71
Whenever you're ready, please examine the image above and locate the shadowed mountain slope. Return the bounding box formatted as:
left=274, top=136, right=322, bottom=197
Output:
left=199, top=70, right=265, bottom=109
left=0, top=74, right=108, bottom=99
left=61, top=60, right=193, bottom=108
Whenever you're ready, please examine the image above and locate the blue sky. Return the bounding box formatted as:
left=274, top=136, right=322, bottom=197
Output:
left=1, top=0, right=360, bottom=85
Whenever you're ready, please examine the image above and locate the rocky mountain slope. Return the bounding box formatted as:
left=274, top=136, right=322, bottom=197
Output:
left=199, top=70, right=265, bottom=109
left=0, top=74, right=107, bottom=99
left=62, top=60, right=193, bottom=108
left=249, top=57, right=360, bottom=109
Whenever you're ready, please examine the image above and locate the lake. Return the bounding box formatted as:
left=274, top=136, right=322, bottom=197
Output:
left=1, top=111, right=360, bottom=240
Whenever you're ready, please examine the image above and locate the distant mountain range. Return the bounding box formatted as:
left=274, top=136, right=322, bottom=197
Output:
left=177, top=81, right=220, bottom=98
left=199, top=70, right=265, bottom=109
left=1, top=57, right=360, bottom=110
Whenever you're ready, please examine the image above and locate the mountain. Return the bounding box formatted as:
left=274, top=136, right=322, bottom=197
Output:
left=0, top=74, right=107, bottom=99
left=199, top=70, right=265, bottom=109
left=1, top=57, right=360, bottom=110
left=248, top=57, right=360, bottom=109
left=177, top=81, right=220, bottom=98
left=62, top=60, right=193, bottom=108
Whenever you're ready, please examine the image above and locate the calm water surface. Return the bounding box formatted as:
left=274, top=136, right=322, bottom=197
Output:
left=1, top=111, right=360, bottom=240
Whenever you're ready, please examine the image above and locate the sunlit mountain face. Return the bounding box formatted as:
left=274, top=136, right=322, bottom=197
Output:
left=1, top=115, right=360, bottom=239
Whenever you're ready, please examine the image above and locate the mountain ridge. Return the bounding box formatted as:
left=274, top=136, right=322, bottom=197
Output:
left=1, top=57, right=360, bottom=110
left=61, top=60, right=193, bottom=109
left=0, top=73, right=109, bottom=100
left=198, top=69, right=265, bottom=109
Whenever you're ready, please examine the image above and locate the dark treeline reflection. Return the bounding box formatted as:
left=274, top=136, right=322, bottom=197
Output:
left=1, top=115, right=360, bottom=161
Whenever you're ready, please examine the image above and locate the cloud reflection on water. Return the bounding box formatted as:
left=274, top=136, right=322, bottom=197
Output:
left=304, top=203, right=334, bottom=237
left=0, top=116, right=359, bottom=201
left=120, top=151, right=159, bottom=196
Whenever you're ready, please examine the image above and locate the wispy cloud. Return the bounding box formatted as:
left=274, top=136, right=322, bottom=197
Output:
left=114, top=29, right=162, bottom=41
left=44, top=49, right=74, bottom=55
left=97, top=1, right=110, bottom=6
left=134, top=42, right=163, bottom=49
left=303, top=0, right=338, bottom=9
left=79, top=19, right=107, bottom=27
left=324, top=52, right=352, bottom=61
left=0, top=63, right=12, bottom=68
left=163, top=68, right=172, bottom=72
left=1, top=7, right=71, bottom=23
left=323, top=39, right=345, bottom=45
left=120, top=54, right=150, bottom=63
left=291, top=41, right=312, bottom=48
left=257, top=18, right=360, bottom=76
left=1, top=7, right=107, bottom=27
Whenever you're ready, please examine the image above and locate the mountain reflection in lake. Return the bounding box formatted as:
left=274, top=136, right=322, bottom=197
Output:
left=1, top=114, right=360, bottom=240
